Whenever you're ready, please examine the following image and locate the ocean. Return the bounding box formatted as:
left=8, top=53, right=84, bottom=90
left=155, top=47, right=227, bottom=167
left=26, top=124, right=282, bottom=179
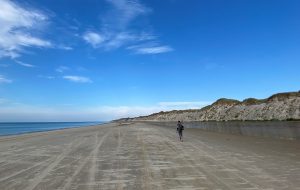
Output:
left=0, top=122, right=105, bottom=136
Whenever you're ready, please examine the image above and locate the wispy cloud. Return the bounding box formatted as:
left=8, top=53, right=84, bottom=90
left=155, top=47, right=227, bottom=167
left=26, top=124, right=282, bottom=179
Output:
left=82, top=0, right=172, bottom=54
left=104, top=0, right=150, bottom=30
left=63, top=75, right=92, bottom=83
left=0, top=75, right=12, bottom=83
left=83, top=31, right=105, bottom=48
left=104, top=32, right=136, bottom=49
left=56, top=66, right=69, bottom=73
left=130, top=45, right=173, bottom=54
left=57, top=44, right=73, bottom=50
left=0, top=0, right=52, bottom=59
left=15, top=60, right=35, bottom=67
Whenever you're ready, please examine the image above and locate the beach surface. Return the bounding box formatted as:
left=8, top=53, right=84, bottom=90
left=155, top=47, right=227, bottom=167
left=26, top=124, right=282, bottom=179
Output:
left=0, top=122, right=300, bottom=190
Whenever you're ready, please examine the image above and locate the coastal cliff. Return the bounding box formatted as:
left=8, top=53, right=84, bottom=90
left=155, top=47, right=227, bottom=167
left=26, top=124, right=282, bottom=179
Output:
left=122, top=91, right=300, bottom=122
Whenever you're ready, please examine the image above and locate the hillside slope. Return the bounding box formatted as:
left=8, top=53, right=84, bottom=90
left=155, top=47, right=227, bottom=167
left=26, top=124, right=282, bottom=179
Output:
left=123, top=91, right=300, bottom=121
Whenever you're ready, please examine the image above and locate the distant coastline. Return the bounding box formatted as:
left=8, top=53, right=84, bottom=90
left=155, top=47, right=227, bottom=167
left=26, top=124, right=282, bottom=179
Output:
left=116, top=91, right=300, bottom=122
left=0, top=121, right=105, bottom=136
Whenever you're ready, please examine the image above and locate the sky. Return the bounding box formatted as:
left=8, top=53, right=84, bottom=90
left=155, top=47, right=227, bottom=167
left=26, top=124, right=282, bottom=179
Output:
left=0, top=0, right=299, bottom=121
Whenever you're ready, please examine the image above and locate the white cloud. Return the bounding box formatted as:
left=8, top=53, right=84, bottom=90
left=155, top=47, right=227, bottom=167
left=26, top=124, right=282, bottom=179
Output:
left=63, top=75, right=92, bottom=83
left=83, top=31, right=156, bottom=51
left=104, top=32, right=135, bottom=49
left=56, top=66, right=69, bottom=73
left=133, top=45, right=173, bottom=54
left=104, top=0, right=150, bottom=29
left=83, top=31, right=105, bottom=48
left=57, top=44, right=73, bottom=50
left=15, top=60, right=35, bottom=67
left=16, top=35, right=51, bottom=47
left=0, top=75, right=12, bottom=83
left=82, top=0, right=172, bottom=54
left=0, top=0, right=52, bottom=59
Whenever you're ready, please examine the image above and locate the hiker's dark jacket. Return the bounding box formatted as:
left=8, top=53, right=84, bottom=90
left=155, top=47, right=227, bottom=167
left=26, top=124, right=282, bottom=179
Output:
left=177, top=123, right=184, bottom=132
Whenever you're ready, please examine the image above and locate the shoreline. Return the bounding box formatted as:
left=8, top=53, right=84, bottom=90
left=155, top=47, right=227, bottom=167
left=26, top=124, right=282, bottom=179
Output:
left=0, top=121, right=108, bottom=137
left=0, top=122, right=110, bottom=139
left=2, top=120, right=299, bottom=141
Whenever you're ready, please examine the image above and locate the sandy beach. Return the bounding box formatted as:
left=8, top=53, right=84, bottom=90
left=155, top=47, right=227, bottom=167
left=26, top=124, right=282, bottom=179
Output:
left=0, top=122, right=300, bottom=190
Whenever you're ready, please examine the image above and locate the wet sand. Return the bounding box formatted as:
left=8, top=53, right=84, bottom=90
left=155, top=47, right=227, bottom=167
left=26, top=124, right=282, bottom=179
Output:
left=0, top=122, right=300, bottom=190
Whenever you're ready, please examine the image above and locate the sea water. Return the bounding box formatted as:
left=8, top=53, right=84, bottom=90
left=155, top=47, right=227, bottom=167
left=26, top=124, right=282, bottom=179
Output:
left=0, top=122, right=104, bottom=136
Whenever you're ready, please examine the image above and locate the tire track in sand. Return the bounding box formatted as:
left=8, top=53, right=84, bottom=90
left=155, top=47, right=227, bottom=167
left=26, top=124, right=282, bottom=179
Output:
left=87, top=131, right=101, bottom=190
left=24, top=138, right=86, bottom=190
left=62, top=130, right=111, bottom=190
left=115, top=126, right=127, bottom=190
left=150, top=124, right=232, bottom=190
left=137, top=127, right=156, bottom=190
left=0, top=156, right=53, bottom=183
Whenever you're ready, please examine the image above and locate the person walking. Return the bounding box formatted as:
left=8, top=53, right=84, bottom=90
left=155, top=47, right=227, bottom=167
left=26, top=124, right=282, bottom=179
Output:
left=177, top=121, right=184, bottom=141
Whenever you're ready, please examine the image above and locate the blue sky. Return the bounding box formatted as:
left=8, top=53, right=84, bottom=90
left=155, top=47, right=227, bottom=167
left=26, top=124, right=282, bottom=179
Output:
left=0, top=0, right=299, bottom=121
